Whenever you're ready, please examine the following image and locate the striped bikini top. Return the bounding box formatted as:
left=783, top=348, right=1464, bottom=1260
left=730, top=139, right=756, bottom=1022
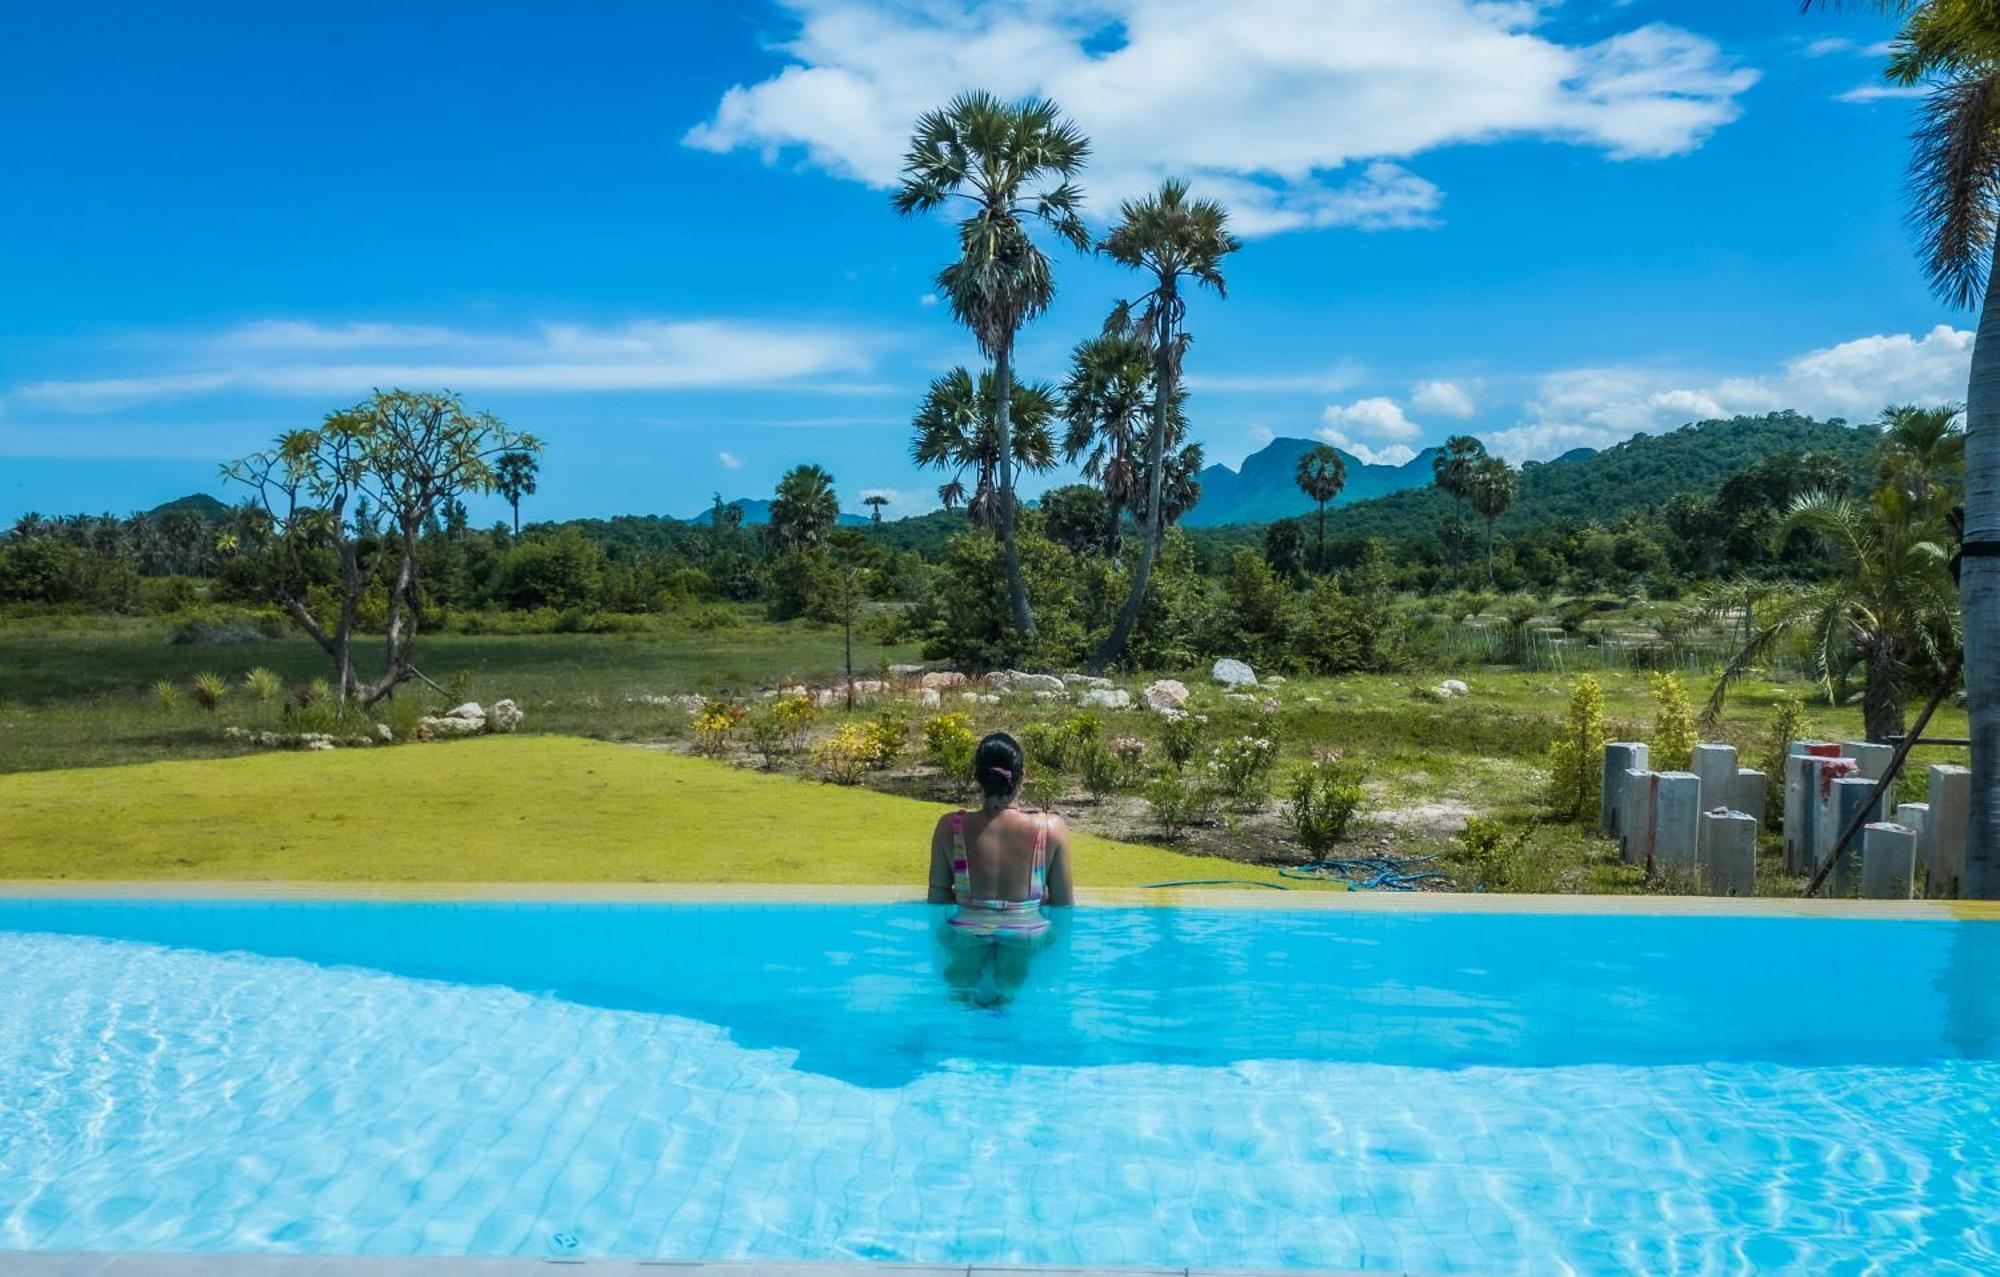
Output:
left=950, top=811, right=1048, bottom=911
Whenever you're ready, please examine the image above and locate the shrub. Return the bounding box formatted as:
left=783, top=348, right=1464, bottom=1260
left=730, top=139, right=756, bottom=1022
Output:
left=1544, top=675, right=1606, bottom=822
left=923, top=713, right=977, bottom=780
left=1078, top=742, right=1132, bottom=799
left=1649, top=672, right=1696, bottom=772
left=772, top=692, right=818, bottom=750
left=1020, top=772, right=1066, bottom=811
left=813, top=722, right=885, bottom=784
left=152, top=679, right=182, bottom=712
left=744, top=707, right=790, bottom=768
left=1019, top=721, right=1074, bottom=774
left=1205, top=734, right=1280, bottom=808
left=1062, top=712, right=1103, bottom=751
left=691, top=701, right=747, bottom=754
left=1453, top=816, right=1561, bottom=893
left=190, top=672, right=226, bottom=713
left=1161, top=712, right=1208, bottom=770
left=243, top=667, right=284, bottom=704
left=865, top=709, right=912, bottom=769
left=1286, top=755, right=1365, bottom=854
left=1760, top=698, right=1810, bottom=825
left=1146, top=770, right=1215, bottom=837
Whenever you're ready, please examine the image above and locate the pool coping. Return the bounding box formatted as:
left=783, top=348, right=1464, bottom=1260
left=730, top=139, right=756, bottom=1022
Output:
left=2, top=880, right=1996, bottom=919
left=0, top=1259, right=1403, bottom=1277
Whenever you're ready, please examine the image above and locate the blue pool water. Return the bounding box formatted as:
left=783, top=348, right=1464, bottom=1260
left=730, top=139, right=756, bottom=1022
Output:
left=0, top=900, right=1995, bottom=1274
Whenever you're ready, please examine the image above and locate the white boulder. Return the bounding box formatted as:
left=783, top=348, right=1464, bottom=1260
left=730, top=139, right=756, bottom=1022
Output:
left=445, top=702, right=485, bottom=722
left=916, top=687, right=942, bottom=709
left=418, top=714, right=484, bottom=740
left=487, top=699, right=523, bottom=733
left=921, top=671, right=967, bottom=690
left=888, top=663, right=926, bottom=676
left=1434, top=679, right=1471, bottom=699
left=1081, top=688, right=1132, bottom=710
left=1211, top=659, right=1258, bottom=687
left=1143, top=679, right=1191, bottom=714
left=1063, top=673, right=1113, bottom=690
left=1011, top=672, right=1067, bottom=696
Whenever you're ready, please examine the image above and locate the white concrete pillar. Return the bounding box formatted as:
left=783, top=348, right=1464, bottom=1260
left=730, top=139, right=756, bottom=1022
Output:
left=1810, top=757, right=1861, bottom=874
left=1922, top=765, right=1972, bottom=899
left=1784, top=742, right=1842, bottom=872
left=1653, top=771, right=1702, bottom=881
left=1732, top=768, right=1769, bottom=829
left=1894, top=801, right=1929, bottom=845
left=1692, top=743, right=1738, bottom=810
left=1699, top=810, right=1758, bottom=897
left=1861, top=822, right=1919, bottom=900
left=1824, top=774, right=1875, bottom=897
left=1842, top=740, right=1897, bottom=822
left=1619, top=768, right=1657, bottom=867
left=1600, top=742, right=1650, bottom=835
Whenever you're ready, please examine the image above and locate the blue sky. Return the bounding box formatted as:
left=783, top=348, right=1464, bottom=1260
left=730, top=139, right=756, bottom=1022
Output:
left=0, top=0, right=1968, bottom=525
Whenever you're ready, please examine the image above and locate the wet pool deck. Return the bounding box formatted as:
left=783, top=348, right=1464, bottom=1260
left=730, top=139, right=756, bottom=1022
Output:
left=4, top=1259, right=1396, bottom=1277
left=2, top=879, right=1997, bottom=920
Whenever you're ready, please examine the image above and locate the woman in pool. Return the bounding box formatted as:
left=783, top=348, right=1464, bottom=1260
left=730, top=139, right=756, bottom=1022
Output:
left=928, top=731, right=1073, bottom=1004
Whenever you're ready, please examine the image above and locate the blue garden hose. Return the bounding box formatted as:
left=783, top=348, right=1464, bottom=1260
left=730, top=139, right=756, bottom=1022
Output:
left=1277, top=856, right=1457, bottom=892
left=1138, top=878, right=1291, bottom=890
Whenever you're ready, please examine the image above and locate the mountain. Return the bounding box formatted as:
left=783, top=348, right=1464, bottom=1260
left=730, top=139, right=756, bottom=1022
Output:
left=145, top=493, right=231, bottom=521
left=682, top=497, right=870, bottom=528
left=1181, top=438, right=1440, bottom=526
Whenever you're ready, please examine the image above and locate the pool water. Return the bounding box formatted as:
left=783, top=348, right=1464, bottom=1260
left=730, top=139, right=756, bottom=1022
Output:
left=0, top=900, right=1995, bottom=1274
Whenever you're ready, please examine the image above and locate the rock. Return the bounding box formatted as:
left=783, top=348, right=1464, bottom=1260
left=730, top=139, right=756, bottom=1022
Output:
left=1263, top=675, right=1287, bottom=687
left=304, top=739, right=336, bottom=752
left=1211, top=659, right=1258, bottom=687
left=487, top=699, right=523, bottom=733
left=445, top=702, right=486, bottom=722
left=1063, top=673, right=1113, bottom=690
left=815, top=689, right=843, bottom=709
left=921, top=671, right=967, bottom=690
left=1012, top=672, right=1067, bottom=696
left=374, top=722, right=394, bottom=743
left=1081, top=688, right=1132, bottom=709
left=778, top=684, right=810, bottom=699
left=958, top=691, right=1000, bottom=705
left=418, top=714, right=484, bottom=739
left=1223, top=692, right=1256, bottom=703
left=888, top=663, right=926, bottom=676
left=223, top=726, right=249, bottom=740
left=983, top=671, right=1015, bottom=690
left=1143, top=679, right=1191, bottom=714
left=1434, top=679, right=1470, bottom=699
left=849, top=679, right=888, bottom=695
left=916, top=687, right=942, bottom=709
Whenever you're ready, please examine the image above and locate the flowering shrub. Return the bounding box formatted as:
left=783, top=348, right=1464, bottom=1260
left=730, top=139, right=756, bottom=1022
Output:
left=865, top=708, right=912, bottom=768
left=1206, top=734, right=1280, bottom=807
left=1019, top=721, right=1073, bottom=773
left=772, top=692, right=817, bottom=748
left=691, top=701, right=746, bottom=754
left=1145, top=770, right=1215, bottom=836
left=1161, top=712, right=1208, bottom=770
left=1286, top=754, right=1365, bottom=854
left=813, top=722, right=886, bottom=784
left=923, top=713, right=977, bottom=780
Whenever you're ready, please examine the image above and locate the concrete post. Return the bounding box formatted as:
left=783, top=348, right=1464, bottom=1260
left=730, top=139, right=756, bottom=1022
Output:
left=1823, top=774, right=1875, bottom=897
left=1732, top=768, right=1769, bottom=829
left=1699, top=810, right=1758, bottom=897
left=1842, top=740, right=1896, bottom=822
left=1652, top=771, right=1702, bottom=882
left=1922, top=765, right=1972, bottom=899
left=1784, top=742, right=1842, bottom=871
left=1861, top=822, right=1918, bottom=900
left=1691, top=743, right=1737, bottom=859
left=1600, top=742, right=1650, bottom=835
left=1808, top=757, right=1860, bottom=875
left=1894, top=801, right=1929, bottom=846
left=1619, top=768, right=1658, bottom=867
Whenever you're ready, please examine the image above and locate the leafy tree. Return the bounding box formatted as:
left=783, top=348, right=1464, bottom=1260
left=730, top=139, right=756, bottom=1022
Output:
left=1040, top=483, right=1112, bottom=558
left=817, top=529, right=883, bottom=709
left=895, top=91, right=1090, bottom=641
left=767, top=464, right=839, bottom=555
left=1465, top=454, right=1518, bottom=586
left=494, top=450, right=538, bottom=535
left=1061, top=332, right=1153, bottom=556
left=1650, top=672, right=1697, bottom=773
left=1294, top=443, right=1347, bottom=570
left=909, top=367, right=1058, bottom=526
left=1431, top=434, right=1487, bottom=583
left=863, top=494, right=889, bottom=525
left=1092, top=179, right=1241, bottom=670
left=1545, top=675, right=1607, bottom=823
left=1264, top=516, right=1307, bottom=581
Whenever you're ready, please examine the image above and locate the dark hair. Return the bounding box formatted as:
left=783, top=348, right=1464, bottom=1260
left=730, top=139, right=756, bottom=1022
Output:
left=973, top=731, right=1025, bottom=801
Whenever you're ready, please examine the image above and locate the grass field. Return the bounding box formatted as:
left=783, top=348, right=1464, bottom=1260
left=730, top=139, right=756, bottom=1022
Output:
left=0, top=735, right=1309, bottom=887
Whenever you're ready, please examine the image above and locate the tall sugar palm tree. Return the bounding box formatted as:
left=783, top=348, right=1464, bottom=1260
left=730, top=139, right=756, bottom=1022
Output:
left=1295, top=443, right=1347, bottom=571
left=1805, top=0, right=1998, bottom=894
left=894, top=91, right=1089, bottom=640
left=1466, top=455, right=1518, bottom=586
left=1061, top=331, right=1155, bottom=557
left=910, top=366, right=1058, bottom=529
left=494, top=450, right=538, bottom=535
left=1090, top=179, right=1241, bottom=671
left=767, top=464, right=839, bottom=555
left=863, top=494, right=889, bottom=525
left=1432, top=434, right=1487, bottom=584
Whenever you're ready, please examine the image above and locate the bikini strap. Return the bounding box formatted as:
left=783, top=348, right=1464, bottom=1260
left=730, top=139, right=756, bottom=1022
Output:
left=1032, top=815, right=1048, bottom=895
left=949, top=812, right=971, bottom=899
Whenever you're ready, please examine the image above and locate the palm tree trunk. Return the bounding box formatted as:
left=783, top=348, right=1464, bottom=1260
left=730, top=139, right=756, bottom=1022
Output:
left=511, top=500, right=520, bottom=536
left=1861, top=644, right=1907, bottom=744
left=993, top=338, right=1035, bottom=640
left=1962, top=247, right=2000, bottom=898
left=1316, top=503, right=1326, bottom=572
left=1090, top=302, right=1173, bottom=673
left=1486, top=517, right=1497, bottom=586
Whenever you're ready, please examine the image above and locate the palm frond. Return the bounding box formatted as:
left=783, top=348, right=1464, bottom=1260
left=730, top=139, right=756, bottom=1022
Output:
left=1909, top=68, right=2000, bottom=308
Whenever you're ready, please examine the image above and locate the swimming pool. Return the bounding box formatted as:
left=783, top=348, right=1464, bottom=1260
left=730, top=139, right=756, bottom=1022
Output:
left=0, top=895, right=1995, bottom=1274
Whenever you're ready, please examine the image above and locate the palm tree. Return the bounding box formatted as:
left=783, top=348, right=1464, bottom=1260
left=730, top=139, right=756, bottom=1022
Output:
left=1061, top=332, right=1154, bottom=557
left=1466, top=455, right=1518, bottom=586
left=910, top=367, right=1058, bottom=529
left=767, top=464, right=839, bottom=555
left=1432, top=434, right=1487, bottom=584
left=494, top=450, right=539, bottom=535
left=863, top=494, right=889, bottom=525
left=894, top=91, right=1089, bottom=640
left=1806, top=1, right=1998, bottom=894
left=1295, top=443, right=1347, bottom=571
left=1090, top=179, right=1241, bottom=671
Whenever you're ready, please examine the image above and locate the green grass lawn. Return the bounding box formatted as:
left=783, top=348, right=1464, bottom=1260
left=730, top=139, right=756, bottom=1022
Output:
left=0, top=734, right=1305, bottom=888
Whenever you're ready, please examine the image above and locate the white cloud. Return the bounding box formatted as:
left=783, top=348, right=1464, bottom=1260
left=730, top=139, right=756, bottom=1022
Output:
left=12, top=319, right=886, bottom=411
left=1805, top=37, right=1851, bottom=58
left=1484, top=325, right=1971, bottom=461
left=686, top=0, right=1757, bottom=237
left=1315, top=425, right=1418, bottom=468
left=1322, top=395, right=1423, bottom=441
left=1837, top=83, right=1929, bottom=104
left=1410, top=378, right=1476, bottom=418
left=718, top=450, right=745, bottom=469
left=919, top=292, right=939, bottom=307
